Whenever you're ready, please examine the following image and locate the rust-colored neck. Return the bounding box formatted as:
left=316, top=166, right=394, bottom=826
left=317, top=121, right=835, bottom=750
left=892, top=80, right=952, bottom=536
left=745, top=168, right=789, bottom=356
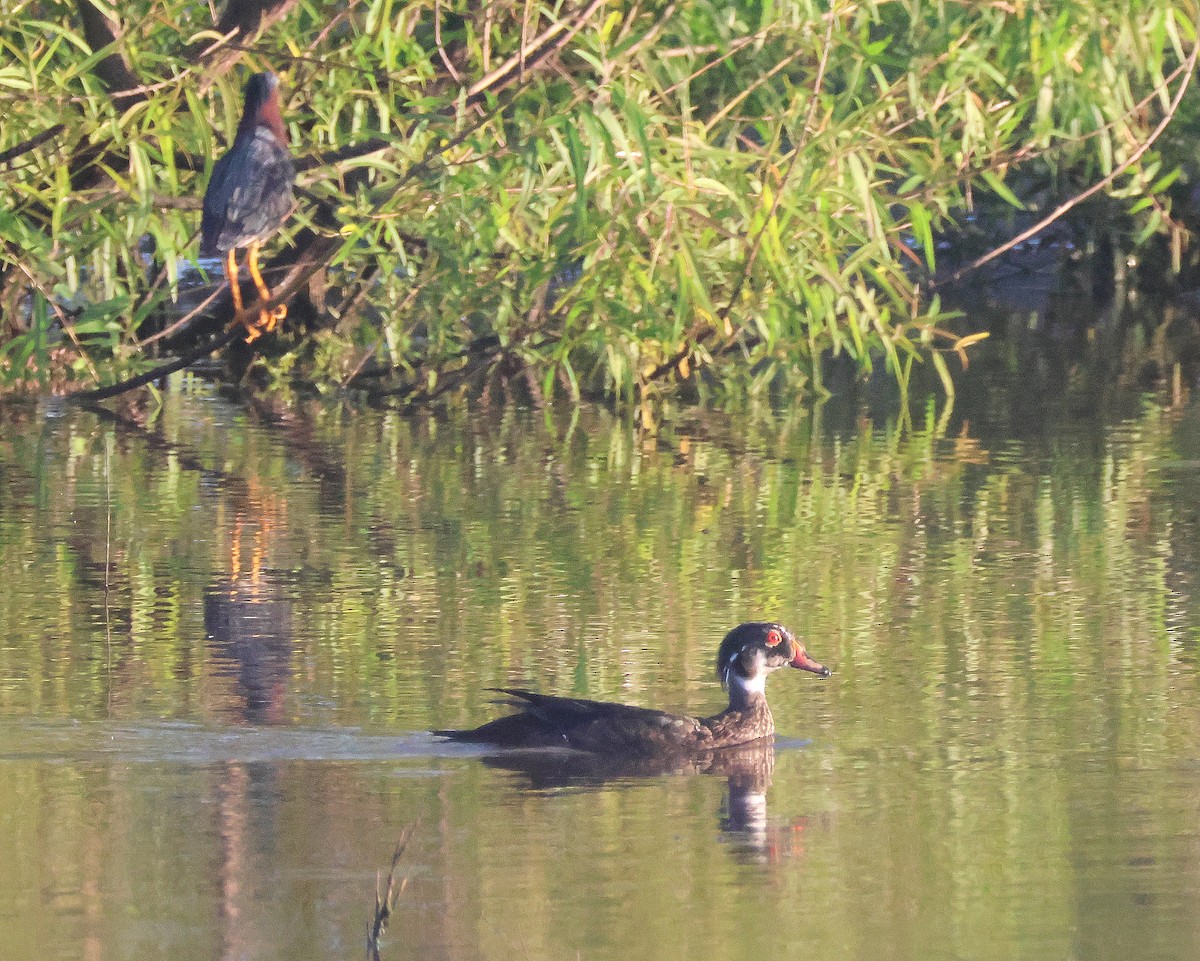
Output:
left=254, top=91, right=288, bottom=145
left=236, top=78, right=288, bottom=145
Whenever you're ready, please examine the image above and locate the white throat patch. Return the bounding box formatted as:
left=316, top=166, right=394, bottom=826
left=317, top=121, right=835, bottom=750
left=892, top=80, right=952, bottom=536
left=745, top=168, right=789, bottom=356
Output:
left=724, top=647, right=768, bottom=696
left=728, top=669, right=767, bottom=697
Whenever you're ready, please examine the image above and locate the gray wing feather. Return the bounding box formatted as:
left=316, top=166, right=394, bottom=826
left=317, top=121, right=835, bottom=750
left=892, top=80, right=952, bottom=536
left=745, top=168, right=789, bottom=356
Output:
left=201, top=128, right=294, bottom=255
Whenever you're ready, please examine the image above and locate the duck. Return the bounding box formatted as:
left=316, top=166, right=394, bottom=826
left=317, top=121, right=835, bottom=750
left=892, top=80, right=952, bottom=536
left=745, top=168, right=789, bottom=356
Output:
left=435, top=622, right=831, bottom=754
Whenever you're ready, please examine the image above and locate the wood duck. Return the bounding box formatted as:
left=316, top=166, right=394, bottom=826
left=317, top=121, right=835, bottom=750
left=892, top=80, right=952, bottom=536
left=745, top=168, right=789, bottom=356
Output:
left=436, top=622, right=831, bottom=754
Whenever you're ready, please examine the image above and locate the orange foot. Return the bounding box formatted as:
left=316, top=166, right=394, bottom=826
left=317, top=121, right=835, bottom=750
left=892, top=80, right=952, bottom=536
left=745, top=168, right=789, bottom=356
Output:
left=241, top=303, right=287, bottom=342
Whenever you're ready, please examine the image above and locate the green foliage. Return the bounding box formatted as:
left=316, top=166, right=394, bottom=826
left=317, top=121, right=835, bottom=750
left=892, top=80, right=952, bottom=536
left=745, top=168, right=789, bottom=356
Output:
left=0, top=0, right=1196, bottom=401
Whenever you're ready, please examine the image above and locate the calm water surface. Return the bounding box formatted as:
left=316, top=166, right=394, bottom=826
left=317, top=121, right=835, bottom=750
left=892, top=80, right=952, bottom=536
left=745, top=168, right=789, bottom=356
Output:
left=2, top=368, right=1200, bottom=961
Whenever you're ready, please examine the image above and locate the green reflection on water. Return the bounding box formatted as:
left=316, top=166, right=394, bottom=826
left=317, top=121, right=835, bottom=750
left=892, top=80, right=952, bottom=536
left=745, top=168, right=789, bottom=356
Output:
left=0, top=386, right=1199, bottom=961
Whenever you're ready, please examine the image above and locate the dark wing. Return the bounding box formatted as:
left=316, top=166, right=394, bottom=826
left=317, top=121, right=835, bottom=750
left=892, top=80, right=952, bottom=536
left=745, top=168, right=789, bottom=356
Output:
left=201, top=128, right=295, bottom=255
left=437, top=689, right=707, bottom=754
left=200, top=148, right=236, bottom=255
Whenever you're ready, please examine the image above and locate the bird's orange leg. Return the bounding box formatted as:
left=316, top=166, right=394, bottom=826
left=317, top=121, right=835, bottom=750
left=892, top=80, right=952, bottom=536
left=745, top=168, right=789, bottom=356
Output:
left=225, top=247, right=264, bottom=343
left=225, top=247, right=245, bottom=313
left=246, top=241, right=288, bottom=333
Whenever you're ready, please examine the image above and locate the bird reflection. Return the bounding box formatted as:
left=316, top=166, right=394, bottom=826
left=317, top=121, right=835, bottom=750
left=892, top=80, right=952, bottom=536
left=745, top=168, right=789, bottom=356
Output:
left=203, top=508, right=296, bottom=958
left=204, top=510, right=294, bottom=725
left=476, top=742, right=808, bottom=863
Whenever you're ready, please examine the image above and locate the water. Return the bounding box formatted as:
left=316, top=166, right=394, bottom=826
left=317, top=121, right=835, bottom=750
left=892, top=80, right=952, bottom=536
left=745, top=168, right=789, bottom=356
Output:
left=1, top=369, right=1199, bottom=961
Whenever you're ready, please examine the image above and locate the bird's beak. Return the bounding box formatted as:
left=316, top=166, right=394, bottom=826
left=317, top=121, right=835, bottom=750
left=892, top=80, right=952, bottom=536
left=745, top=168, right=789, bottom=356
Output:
left=790, top=646, right=832, bottom=677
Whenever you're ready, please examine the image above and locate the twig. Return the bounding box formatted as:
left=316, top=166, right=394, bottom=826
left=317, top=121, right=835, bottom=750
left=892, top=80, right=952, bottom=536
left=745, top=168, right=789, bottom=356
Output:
left=703, top=45, right=812, bottom=135
left=309, top=0, right=363, bottom=51
left=435, top=0, right=463, bottom=84
left=467, top=0, right=608, bottom=101
left=133, top=281, right=221, bottom=349
left=0, top=124, right=65, bottom=170
left=11, top=260, right=101, bottom=384
left=658, top=26, right=780, bottom=99
left=128, top=225, right=203, bottom=329
left=519, top=0, right=533, bottom=82
left=363, top=333, right=506, bottom=402
left=367, top=826, right=415, bottom=961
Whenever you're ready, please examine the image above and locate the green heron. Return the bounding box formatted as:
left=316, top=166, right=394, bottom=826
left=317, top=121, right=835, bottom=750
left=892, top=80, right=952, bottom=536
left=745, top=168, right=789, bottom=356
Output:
left=201, top=71, right=295, bottom=341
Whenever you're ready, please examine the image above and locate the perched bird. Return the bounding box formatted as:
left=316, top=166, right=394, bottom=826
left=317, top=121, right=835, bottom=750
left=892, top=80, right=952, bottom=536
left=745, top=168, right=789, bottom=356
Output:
left=201, top=70, right=295, bottom=341
left=436, top=622, right=831, bottom=754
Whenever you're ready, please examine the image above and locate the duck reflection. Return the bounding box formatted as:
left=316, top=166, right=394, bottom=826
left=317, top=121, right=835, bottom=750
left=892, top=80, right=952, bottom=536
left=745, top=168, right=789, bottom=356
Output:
left=476, top=742, right=808, bottom=863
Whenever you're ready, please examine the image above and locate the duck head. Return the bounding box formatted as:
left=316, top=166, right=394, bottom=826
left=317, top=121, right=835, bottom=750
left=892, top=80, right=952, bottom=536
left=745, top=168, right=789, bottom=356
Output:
left=716, top=622, right=831, bottom=702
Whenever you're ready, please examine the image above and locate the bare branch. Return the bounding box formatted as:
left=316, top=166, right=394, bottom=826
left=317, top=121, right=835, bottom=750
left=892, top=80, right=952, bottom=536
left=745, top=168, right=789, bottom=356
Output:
left=944, top=36, right=1200, bottom=285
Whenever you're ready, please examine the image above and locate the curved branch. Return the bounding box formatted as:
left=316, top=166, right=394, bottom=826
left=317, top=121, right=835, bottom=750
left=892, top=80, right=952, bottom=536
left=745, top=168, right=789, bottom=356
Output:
left=68, top=327, right=240, bottom=403
left=943, top=39, right=1200, bottom=285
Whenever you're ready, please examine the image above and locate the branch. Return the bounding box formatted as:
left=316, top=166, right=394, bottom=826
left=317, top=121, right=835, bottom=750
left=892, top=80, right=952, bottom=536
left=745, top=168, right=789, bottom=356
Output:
left=188, top=0, right=303, bottom=67
left=366, top=827, right=415, bottom=961
left=0, top=124, right=65, bottom=171
left=466, top=0, right=608, bottom=103
left=942, top=38, right=1200, bottom=285
left=67, top=327, right=240, bottom=403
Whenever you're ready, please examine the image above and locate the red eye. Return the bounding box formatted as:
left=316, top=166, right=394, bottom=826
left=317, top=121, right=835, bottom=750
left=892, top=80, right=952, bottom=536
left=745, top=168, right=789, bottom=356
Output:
left=766, top=629, right=782, bottom=647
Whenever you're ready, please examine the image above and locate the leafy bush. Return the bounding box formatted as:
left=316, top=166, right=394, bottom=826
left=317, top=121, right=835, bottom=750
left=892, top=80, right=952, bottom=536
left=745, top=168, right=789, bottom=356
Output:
left=0, top=0, right=1195, bottom=404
